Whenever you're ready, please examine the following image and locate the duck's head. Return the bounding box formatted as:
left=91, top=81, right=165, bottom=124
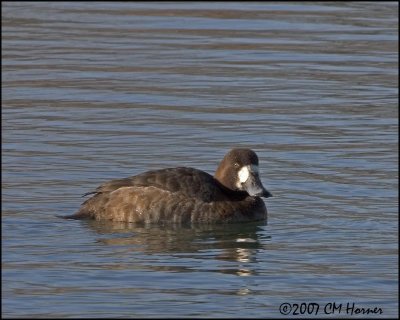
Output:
left=215, top=148, right=272, bottom=198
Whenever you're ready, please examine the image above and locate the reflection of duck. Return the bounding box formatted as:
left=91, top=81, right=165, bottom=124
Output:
left=88, top=220, right=270, bottom=276
left=66, top=148, right=272, bottom=224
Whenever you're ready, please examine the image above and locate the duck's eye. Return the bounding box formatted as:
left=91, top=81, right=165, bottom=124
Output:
left=234, top=162, right=240, bottom=168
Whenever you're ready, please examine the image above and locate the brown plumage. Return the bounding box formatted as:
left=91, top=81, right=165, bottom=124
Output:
left=65, top=148, right=272, bottom=224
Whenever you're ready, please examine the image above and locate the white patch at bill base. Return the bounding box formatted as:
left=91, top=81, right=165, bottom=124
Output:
left=237, top=165, right=259, bottom=188
left=238, top=166, right=250, bottom=183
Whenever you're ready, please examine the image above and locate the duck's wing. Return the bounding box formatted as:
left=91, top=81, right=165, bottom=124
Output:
left=84, top=167, right=221, bottom=202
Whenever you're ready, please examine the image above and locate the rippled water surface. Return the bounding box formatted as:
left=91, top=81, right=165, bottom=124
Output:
left=2, top=2, right=398, bottom=318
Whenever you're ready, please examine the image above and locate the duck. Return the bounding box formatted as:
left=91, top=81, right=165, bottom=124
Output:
left=65, top=148, right=272, bottom=224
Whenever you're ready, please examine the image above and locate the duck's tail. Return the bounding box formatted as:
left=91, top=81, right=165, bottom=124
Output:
left=58, top=210, right=93, bottom=220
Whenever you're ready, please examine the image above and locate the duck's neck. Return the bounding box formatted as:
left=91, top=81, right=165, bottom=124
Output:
left=214, top=159, right=234, bottom=191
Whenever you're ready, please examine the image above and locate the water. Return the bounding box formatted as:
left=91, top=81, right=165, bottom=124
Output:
left=2, top=2, right=398, bottom=318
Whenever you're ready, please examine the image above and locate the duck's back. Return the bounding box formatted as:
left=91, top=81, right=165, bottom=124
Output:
left=87, top=167, right=220, bottom=203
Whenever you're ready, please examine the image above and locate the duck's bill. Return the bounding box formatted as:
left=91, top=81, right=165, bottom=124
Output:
left=243, top=174, right=273, bottom=198
left=256, top=189, right=273, bottom=198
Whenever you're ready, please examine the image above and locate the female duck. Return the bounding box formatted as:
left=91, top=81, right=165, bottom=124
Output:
left=67, top=148, right=272, bottom=224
